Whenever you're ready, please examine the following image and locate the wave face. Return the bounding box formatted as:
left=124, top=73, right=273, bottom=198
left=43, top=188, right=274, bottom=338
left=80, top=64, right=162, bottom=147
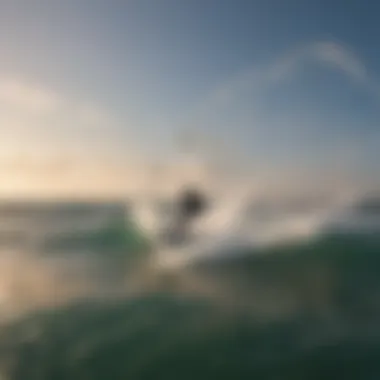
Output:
left=0, top=233, right=380, bottom=379
left=0, top=198, right=379, bottom=379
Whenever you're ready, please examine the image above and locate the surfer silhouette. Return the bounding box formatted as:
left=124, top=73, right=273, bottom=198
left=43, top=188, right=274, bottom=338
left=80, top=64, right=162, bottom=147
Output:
left=165, top=186, right=207, bottom=245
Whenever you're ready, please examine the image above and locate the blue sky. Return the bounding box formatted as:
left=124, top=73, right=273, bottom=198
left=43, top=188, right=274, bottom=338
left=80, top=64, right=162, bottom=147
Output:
left=0, top=0, right=379, bottom=196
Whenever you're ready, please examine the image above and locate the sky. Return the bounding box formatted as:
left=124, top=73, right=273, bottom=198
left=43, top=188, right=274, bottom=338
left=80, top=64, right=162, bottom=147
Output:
left=0, top=0, right=379, bottom=198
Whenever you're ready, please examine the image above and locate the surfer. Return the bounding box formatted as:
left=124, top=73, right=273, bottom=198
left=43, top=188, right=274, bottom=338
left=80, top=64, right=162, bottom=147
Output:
left=165, top=186, right=208, bottom=245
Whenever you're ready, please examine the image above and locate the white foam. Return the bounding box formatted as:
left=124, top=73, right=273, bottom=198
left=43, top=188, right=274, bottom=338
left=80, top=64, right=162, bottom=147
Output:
left=136, top=189, right=380, bottom=269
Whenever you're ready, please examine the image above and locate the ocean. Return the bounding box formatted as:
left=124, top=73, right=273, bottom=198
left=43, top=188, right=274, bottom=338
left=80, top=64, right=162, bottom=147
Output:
left=0, top=194, right=379, bottom=379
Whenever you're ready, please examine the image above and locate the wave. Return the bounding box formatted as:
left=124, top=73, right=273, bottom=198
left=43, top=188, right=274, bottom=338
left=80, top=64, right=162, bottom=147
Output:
left=0, top=232, right=380, bottom=379
left=0, top=192, right=378, bottom=255
left=148, top=191, right=380, bottom=268
left=0, top=195, right=378, bottom=318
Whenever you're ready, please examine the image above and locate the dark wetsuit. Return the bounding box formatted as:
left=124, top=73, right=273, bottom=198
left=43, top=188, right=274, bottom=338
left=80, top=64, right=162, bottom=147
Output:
left=178, top=188, right=207, bottom=220
left=166, top=188, right=207, bottom=245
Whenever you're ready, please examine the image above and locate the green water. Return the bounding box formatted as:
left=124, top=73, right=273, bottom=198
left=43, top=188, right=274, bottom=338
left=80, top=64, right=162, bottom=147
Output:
left=0, top=233, right=380, bottom=379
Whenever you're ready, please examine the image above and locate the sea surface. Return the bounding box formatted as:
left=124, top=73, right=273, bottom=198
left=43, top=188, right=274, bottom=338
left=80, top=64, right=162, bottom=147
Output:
left=0, top=195, right=379, bottom=379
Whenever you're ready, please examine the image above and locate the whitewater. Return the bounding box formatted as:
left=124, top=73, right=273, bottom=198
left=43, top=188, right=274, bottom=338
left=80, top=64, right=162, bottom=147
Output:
left=135, top=187, right=380, bottom=268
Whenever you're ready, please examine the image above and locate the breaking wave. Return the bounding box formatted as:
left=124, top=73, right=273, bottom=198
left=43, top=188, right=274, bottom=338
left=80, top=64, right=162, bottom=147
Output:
left=0, top=194, right=378, bottom=379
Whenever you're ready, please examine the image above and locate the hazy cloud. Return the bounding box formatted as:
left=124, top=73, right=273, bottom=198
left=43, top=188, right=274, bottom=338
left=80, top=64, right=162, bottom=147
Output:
left=204, top=40, right=374, bottom=111
left=0, top=77, right=61, bottom=115
left=309, top=41, right=367, bottom=83
left=0, top=75, right=145, bottom=196
left=0, top=75, right=121, bottom=152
